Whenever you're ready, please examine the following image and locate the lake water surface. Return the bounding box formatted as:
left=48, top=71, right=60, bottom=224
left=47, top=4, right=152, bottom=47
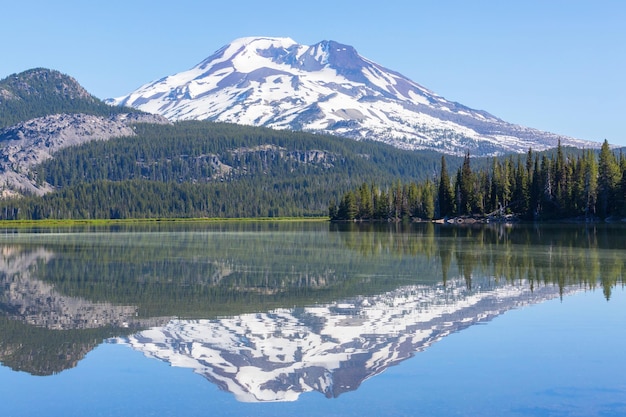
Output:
left=0, top=222, right=624, bottom=416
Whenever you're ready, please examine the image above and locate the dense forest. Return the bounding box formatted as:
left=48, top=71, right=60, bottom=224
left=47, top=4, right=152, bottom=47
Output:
left=0, top=121, right=455, bottom=219
left=332, top=140, right=626, bottom=221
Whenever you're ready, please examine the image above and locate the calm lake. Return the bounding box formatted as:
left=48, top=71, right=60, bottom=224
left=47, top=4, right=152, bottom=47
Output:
left=0, top=221, right=624, bottom=417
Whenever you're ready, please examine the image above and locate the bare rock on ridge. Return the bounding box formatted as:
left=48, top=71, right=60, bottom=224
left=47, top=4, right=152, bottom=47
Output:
left=0, top=112, right=171, bottom=196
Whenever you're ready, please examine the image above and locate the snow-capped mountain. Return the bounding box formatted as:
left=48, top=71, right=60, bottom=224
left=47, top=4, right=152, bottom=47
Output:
left=111, top=37, right=597, bottom=156
left=115, top=278, right=572, bottom=402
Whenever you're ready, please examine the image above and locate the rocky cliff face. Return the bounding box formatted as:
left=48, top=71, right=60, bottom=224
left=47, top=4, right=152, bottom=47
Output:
left=0, top=112, right=170, bottom=195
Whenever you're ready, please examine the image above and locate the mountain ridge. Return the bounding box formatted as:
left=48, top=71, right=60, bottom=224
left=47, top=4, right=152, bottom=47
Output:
left=111, top=37, right=599, bottom=156
left=0, top=69, right=169, bottom=195
left=0, top=68, right=132, bottom=129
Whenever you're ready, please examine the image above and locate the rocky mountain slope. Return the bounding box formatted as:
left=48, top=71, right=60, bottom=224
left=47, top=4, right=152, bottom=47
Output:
left=0, top=112, right=169, bottom=195
left=0, top=69, right=170, bottom=195
left=0, top=245, right=169, bottom=376
left=111, top=37, right=598, bottom=156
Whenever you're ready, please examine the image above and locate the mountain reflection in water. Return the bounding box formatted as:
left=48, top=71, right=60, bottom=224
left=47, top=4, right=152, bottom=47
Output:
left=116, top=278, right=570, bottom=402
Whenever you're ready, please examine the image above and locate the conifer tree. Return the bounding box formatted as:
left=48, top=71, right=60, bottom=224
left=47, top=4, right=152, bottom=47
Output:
left=421, top=181, right=435, bottom=219
left=338, top=191, right=357, bottom=220
left=529, top=155, right=542, bottom=219
left=437, top=156, right=454, bottom=217
left=357, top=183, right=373, bottom=219
left=583, top=150, right=598, bottom=218
left=598, top=140, right=620, bottom=217
left=512, top=156, right=529, bottom=216
left=458, top=151, right=474, bottom=215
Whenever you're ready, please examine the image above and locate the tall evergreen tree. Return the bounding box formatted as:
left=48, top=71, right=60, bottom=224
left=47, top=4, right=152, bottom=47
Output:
left=457, top=151, right=474, bottom=215
left=357, top=183, right=373, bottom=219
left=598, top=140, right=620, bottom=218
left=583, top=150, right=598, bottom=218
left=338, top=191, right=357, bottom=220
left=421, top=180, right=436, bottom=219
left=617, top=166, right=626, bottom=216
left=513, top=155, right=530, bottom=217
left=529, top=155, right=542, bottom=219
left=437, top=156, right=454, bottom=217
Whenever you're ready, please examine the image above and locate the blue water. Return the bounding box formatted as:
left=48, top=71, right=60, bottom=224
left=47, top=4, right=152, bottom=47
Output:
left=2, top=288, right=624, bottom=417
left=1, top=223, right=625, bottom=416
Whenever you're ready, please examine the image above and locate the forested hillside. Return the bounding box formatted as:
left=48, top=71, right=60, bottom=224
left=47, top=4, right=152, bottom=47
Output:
left=0, top=121, right=455, bottom=219
left=0, top=69, right=131, bottom=129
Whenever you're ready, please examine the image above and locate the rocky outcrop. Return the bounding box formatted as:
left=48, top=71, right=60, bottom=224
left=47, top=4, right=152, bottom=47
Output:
left=0, top=112, right=170, bottom=196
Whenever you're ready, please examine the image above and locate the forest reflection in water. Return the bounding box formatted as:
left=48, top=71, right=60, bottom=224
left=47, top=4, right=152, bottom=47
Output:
left=0, top=221, right=624, bottom=401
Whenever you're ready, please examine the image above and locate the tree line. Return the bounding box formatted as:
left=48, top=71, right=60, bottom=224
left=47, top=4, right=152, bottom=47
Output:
left=0, top=121, right=452, bottom=220
left=331, top=140, right=626, bottom=221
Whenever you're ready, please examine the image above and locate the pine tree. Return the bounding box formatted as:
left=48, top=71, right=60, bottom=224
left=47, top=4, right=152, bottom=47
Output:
left=422, top=180, right=435, bottom=219
left=374, top=189, right=390, bottom=219
left=529, top=155, right=542, bottom=219
left=328, top=199, right=338, bottom=220
left=618, top=167, right=626, bottom=216
left=407, top=182, right=420, bottom=217
left=458, top=151, right=474, bottom=215
left=338, top=191, right=357, bottom=220
left=583, top=150, right=598, bottom=218
left=598, top=140, right=620, bottom=218
left=357, top=183, right=373, bottom=219
left=437, top=156, right=454, bottom=217
left=512, top=155, right=530, bottom=216
left=540, top=155, right=556, bottom=217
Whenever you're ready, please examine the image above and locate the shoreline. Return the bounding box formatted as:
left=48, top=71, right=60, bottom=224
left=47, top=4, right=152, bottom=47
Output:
left=0, top=216, right=329, bottom=228
left=332, top=214, right=626, bottom=225
left=2, top=214, right=624, bottom=229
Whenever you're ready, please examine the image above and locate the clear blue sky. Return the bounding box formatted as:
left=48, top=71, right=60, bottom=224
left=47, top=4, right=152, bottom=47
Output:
left=2, top=0, right=624, bottom=146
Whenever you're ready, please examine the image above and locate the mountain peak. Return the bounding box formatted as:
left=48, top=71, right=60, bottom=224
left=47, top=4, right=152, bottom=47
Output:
left=0, top=68, right=134, bottom=130
left=1, top=68, right=93, bottom=103
left=111, top=37, right=599, bottom=156
left=197, top=37, right=298, bottom=69
left=229, top=36, right=298, bottom=49
left=119, top=279, right=569, bottom=402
